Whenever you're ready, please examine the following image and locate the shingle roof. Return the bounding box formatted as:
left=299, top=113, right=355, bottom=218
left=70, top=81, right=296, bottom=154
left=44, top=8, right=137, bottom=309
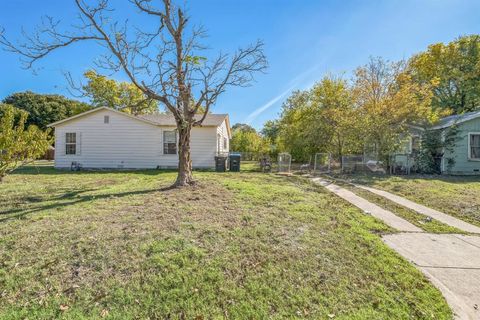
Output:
left=432, top=110, right=480, bottom=129
left=48, top=107, right=229, bottom=130
left=138, top=113, right=228, bottom=126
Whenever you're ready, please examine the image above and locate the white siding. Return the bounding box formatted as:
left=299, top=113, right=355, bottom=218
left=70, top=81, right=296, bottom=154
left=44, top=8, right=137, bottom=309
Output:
left=216, top=119, right=230, bottom=154
left=54, top=109, right=219, bottom=169
left=157, top=125, right=217, bottom=168
left=190, top=126, right=217, bottom=168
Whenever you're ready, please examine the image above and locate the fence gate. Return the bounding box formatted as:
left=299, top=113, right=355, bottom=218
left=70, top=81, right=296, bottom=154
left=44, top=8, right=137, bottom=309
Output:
left=277, top=153, right=292, bottom=173
left=313, top=153, right=331, bottom=174
left=390, top=154, right=412, bottom=175
left=341, top=155, right=364, bottom=173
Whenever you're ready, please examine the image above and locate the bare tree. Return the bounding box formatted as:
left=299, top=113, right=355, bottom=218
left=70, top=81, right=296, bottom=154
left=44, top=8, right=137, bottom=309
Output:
left=0, top=0, right=267, bottom=186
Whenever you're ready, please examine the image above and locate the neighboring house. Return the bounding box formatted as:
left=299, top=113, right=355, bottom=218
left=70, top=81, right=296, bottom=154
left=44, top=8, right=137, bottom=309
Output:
left=431, top=110, right=480, bottom=175
left=389, top=125, right=424, bottom=174
left=392, top=111, right=480, bottom=175
left=47, top=107, right=231, bottom=169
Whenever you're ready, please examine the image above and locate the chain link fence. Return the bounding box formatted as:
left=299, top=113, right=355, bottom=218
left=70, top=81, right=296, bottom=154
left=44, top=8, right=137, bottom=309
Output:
left=231, top=151, right=415, bottom=176
left=341, top=154, right=388, bottom=174
left=277, top=153, right=292, bottom=173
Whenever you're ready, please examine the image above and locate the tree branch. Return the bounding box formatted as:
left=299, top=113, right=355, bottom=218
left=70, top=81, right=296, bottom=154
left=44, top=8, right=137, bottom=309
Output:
left=1, top=0, right=267, bottom=126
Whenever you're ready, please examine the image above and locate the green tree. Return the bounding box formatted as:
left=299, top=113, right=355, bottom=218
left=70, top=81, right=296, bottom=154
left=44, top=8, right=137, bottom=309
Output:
left=311, top=76, right=363, bottom=161
left=276, top=90, right=315, bottom=161
left=232, top=123, right=256, bottom=133
left=2, top=91, right=91, bottom=131
left=230, top=126, right=269, bottom=157
left=0, top=104, right=52, bottom=182
left=261, top=120, right=279, bottom=142
left=276, top=65, right=441, bottom=165
left=408, top=35, right=480, bottom=113
left=354, top=57, right=442, bottom=162
left=276, top=76, right=361, bottom=162
left=416, top=126, right=459, bottom=174
left=82, top=70, right=159, bottom=115
left=261, top=120, right=280, bottom=157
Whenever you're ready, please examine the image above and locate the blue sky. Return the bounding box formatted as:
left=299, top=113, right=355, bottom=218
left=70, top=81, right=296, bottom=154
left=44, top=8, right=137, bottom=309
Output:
left=1, top=0, right=480, bottom=129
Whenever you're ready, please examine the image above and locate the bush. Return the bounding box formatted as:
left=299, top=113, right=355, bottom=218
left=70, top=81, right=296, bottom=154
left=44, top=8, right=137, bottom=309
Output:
left=415, top=126, right=459, bottom=174
left=0, top=104, right=52, bottom=182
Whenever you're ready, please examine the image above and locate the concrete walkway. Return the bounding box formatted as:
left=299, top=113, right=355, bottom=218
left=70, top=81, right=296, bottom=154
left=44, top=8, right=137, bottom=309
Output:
left=311, top=177, right=480, bottom=319
left=384, top=233, right=480, bottom=319
left=311, top=178, right=421, bottom=232
left=355, top=184, right=480, bottom=234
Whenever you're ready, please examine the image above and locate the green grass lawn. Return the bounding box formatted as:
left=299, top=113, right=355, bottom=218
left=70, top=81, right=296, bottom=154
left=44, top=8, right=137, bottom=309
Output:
left=0, top=165, right=452, bottom=319
left=339, top=173, right=480, bottom=227
left=332, top=180, right=463, bottom=234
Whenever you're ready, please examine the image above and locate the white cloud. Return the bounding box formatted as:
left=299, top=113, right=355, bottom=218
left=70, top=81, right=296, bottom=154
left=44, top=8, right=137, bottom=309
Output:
left=244, top=85, right=295, bottom=124
left=244, top=65, right=322, bottom=125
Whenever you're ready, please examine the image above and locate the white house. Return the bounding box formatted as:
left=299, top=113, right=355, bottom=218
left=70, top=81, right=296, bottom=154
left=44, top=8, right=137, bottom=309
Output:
left=47, top=107, right=231, bottom=169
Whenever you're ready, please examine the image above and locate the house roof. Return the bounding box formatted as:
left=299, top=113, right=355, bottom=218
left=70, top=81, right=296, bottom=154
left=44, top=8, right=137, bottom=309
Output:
left=139, top=113, right=231, bottom=138
left=432, top=110, right=480, bottom=130
left=47, top=107, right=159, bottom=127
left=48, top=107, right=231, bottom=137
left=138, top=113, right=228, bottom=127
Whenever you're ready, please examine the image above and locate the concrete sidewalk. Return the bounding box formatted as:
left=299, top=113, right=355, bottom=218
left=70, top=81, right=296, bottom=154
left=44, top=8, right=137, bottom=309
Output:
left=384, top=233, right=480, bottom=320
left=312, top=177, right=480, bottom=319
left=355, top=184, right=480, bottom=234
left=311, top=177, right=421, bottom=232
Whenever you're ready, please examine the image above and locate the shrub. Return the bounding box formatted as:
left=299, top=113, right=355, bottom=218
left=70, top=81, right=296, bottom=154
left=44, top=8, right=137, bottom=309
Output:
left=0, top=104, right=52, bottom=182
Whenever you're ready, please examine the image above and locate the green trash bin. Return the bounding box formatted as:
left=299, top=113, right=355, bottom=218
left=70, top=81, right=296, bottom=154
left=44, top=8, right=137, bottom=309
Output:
left=229, top=153, right=241, bottom=172
left=215, top=156, right=228, bottom=172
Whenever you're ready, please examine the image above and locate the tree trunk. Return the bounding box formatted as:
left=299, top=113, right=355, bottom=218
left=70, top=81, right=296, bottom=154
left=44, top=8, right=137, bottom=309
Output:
left=337, top=137, right=343, bottom=168
left=175, top=124, right=194, bottom=187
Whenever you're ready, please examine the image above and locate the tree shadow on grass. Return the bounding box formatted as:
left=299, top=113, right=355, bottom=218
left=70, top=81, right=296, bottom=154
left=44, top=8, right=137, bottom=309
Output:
left=11, top=165, right=179, bottom=176
left=0, top=185, right=176, bottom=223
left=11, top=188, right=100, bottom=204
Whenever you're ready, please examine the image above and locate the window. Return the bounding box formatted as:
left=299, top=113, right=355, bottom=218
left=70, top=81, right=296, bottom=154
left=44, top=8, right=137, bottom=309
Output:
left=104, top=115, right=109, bottom=124
left=223, top=137, right=228, bottom=150
left=469, top=133, right=480, bottom=160
left=65, top=133, right=77, bottom=155
left=411, top=136, right=421, bottom=154
left=163, top=130, right=177, bottom=154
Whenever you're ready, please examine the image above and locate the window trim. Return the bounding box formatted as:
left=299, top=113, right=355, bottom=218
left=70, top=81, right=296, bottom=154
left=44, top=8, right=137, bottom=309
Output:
left=65, top=132, right=77, bottom=156
left=163, top=130, right=177, bottom=155
left=217, top=133, right=221, bottom=153
left=409, top=135, right=421, bottom=154
left=468, top=132, right=480, bottom=161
